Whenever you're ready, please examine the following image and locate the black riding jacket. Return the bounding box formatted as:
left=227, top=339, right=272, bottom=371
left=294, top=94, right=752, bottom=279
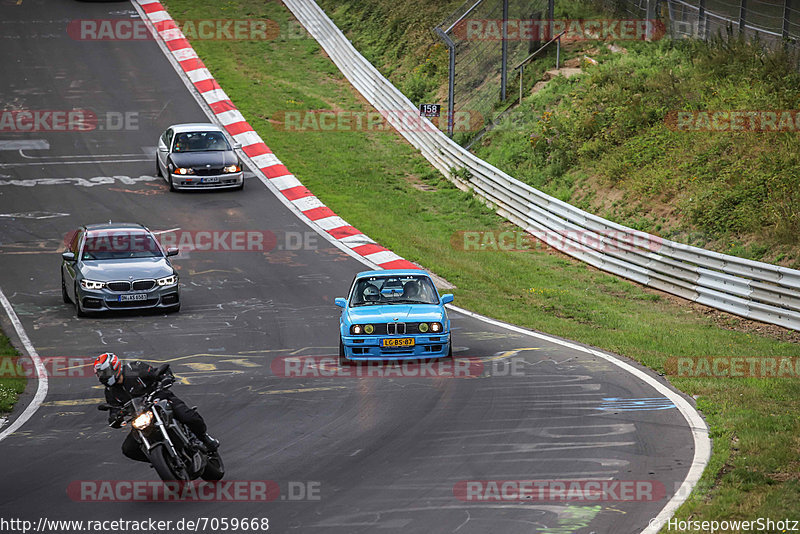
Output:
left=104, top=361, right=173, bottom=425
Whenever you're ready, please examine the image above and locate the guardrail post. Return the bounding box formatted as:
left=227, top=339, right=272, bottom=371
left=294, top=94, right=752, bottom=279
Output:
left=435, top=28, right=456, bottom=138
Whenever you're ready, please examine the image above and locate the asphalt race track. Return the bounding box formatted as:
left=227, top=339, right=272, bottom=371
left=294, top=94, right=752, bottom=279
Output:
left=0, top=2, right=697, bottom=533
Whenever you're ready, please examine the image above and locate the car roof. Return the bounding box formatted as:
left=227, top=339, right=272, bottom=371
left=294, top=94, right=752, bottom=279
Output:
left=83, top=222, right=148, bottom=233
left=355, top=269, right=427, bottom=278
left=169, top=123, right=224, bottom=134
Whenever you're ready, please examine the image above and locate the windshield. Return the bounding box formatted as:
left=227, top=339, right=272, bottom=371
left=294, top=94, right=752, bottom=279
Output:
left=350, top=275, right=439, bottom=306
left=81, top=231, right=163, bottom=260
left=172, top=131, right=230, bottom=152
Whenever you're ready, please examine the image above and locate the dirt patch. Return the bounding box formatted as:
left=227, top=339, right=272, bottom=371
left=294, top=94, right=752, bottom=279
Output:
left=402, top=174, right=437, bottom=192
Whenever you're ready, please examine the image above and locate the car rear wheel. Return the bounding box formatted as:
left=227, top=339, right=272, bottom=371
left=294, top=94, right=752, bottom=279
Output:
left=338, top=338, right=351, bottom=367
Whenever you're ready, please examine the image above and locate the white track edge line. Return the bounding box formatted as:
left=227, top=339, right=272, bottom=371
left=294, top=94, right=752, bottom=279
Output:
left=447, top=303, right=710, bottom=533
left=0, top=286, right=48, bottom=442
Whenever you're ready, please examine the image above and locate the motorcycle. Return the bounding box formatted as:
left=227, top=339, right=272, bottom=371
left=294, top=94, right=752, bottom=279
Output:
left=98, top=383, right=224, bottom=482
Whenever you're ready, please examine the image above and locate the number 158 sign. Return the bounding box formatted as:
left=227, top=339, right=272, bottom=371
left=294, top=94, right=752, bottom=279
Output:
left=419, top=104, right=441, bottom=117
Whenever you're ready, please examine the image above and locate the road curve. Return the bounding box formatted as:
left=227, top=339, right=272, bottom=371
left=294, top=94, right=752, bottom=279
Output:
left=0, top=1, right=702, bottom=533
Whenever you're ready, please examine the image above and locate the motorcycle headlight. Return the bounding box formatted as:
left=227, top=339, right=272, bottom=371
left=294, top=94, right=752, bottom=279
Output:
left=173, top=167, right=194, bottom=175
left=132, top=411, right=153, bottom=430
left=80, top=279, right=105, bottom=290
left=223, top=164, right=241, bottom=173
left=431, top=322, right=443, bottom=333
left=157, top=274, right=178, bottom=287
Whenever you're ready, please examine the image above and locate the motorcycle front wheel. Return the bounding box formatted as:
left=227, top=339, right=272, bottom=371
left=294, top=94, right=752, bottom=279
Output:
left=150, top=444, right=190, bottom=481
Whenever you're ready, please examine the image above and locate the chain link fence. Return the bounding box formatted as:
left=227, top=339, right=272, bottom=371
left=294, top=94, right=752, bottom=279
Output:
left=435, top=0, right=550, bottom=140
left=613, top=0, right=800, bottom=44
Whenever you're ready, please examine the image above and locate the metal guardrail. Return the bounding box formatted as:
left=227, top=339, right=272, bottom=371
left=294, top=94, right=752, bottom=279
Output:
left=283, top=0, right=800, bottom=331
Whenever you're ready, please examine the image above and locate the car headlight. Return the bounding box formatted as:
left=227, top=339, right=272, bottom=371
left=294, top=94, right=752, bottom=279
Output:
left=364, top=324, right=374, bottom=334
left=157, top=274, right=178, bottom=287
left=223, top=164, right=241, bottom=173
left=132, top=411, right=153, bottom=430
left=419, top=322, right=429, bottom=333
left=351, top=324, right=363, bottom=335
left=431, top=322, right=443, bottom=333
left=80, top=279, right=105, bottom=290
left=173, top=167, right=194, bottom=175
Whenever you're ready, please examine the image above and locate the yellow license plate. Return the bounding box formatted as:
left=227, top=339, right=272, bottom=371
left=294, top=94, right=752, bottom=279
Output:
left=382, top=338, right=415, bottom=347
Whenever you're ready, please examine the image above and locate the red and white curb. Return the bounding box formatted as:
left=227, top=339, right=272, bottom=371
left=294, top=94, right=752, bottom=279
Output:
left=135, top=0, right=418, bottom=271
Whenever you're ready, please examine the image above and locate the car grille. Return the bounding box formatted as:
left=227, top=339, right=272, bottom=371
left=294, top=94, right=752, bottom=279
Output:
left=132, top=280, right=156, bottom=291
left=106, top=281, right=131, bottom=292
left=105, top=280, right=156, bottom=292
left=353, top=323, right=429, bottom=335
left=194, top=167, right=225, bottom=176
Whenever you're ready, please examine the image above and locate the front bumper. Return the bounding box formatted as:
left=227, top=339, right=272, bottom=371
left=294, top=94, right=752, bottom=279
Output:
left=342, top=333, right=451, bottom=361
left=172, top=171, right=243, bottom=190
left=77, top=285, right=180, bottom=312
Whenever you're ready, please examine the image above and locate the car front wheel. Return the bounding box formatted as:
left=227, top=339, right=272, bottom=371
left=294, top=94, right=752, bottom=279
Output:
left=338, top=338, right=350, bottom=367
left=73, top=283, right=86, bottom=318
left=61, top=273, right=70, bottom=304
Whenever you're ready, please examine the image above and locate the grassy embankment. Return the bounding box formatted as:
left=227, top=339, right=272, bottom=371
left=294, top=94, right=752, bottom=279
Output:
left=0, top=332, right=25, bottom=414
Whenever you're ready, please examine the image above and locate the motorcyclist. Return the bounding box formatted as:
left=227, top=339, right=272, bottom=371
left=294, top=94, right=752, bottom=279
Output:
left=93, top=352, right=219, bottom=462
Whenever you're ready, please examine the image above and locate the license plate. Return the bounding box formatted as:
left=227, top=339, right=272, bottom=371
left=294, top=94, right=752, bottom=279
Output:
left=201, top=177, right=220, bottom=183
left=382, top=338, right=415, bottom=347
left=119, top=293, right=147, bottom=302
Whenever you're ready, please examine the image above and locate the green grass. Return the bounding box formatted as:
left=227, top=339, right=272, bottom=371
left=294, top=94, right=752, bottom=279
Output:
left=164, top=0, right=800, bottom=527
left=0, top=332, right=25, bottom=413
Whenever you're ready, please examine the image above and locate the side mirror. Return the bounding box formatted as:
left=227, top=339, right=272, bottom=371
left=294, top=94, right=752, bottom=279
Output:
left=334, top=297, right=347, bottom=308
left=233, top=143, right=242, bottom=150
left=166, top=247, right=179, bottom=257
left=440, top=294, right=454, bottom=305
left=61, top=251, right=75, bottom=262
left=158, top=146, right=169, bottom=153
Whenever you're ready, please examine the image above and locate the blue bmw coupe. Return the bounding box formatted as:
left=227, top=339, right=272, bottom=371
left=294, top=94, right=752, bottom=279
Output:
left=335, top=270, right=454, bottom=365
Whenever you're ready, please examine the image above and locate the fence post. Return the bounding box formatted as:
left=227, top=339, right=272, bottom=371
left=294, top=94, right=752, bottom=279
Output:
left=698, top=0, right=708, bottom=39
left=435, top=28, right=456, bottom=138
left=547, top=0, right=554, bottom=38
left=645, top=0, right=658, bottom=40
left=739, top=0, right=747, bottom=33
left=501, top=0, right=509, bottom=100
left=783, top=0, right=792, bottom=39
